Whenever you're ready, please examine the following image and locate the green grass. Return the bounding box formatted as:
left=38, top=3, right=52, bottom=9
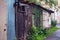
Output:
left=46, top=26, right=58, bottom=36
left=27, top=26, right=58, bottom=40
left=38, top=26, right=58, bottom=40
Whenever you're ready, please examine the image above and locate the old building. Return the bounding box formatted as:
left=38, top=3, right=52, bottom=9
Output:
left=28, top=3, right=54, bottom=29
left=14, top=0, right=54, bottom=40
left=0, top=0, right=55, bottom=40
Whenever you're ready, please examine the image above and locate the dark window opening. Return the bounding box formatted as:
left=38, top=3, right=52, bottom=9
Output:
left=18, top=6, right=25, bottom=13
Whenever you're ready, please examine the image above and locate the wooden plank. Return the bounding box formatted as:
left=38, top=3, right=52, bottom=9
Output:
left=15, top=3, right=32, bottom=40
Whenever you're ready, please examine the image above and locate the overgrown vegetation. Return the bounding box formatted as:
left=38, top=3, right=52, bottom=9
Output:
left=27, top=25, right=58, bottom=40
left=29, top=0, right=58, bottom=6
left=51, top=20, right=57, bottom=26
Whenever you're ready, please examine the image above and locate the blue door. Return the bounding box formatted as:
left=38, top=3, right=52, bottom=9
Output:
left=7, top=0, right=16, bottom=40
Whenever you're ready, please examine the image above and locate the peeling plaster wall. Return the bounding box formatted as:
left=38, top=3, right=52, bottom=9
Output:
left=43, top=11, right=51, bottom=29
left=0, top=0, right=7, bottom=40
left=57, top=0, right=60, bottom=23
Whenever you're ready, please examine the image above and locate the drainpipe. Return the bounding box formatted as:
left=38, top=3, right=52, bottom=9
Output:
left=14, top=0, right=19, bottom=40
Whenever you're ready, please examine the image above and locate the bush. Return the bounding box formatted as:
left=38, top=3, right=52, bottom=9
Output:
left=51, top=20, right=57, bottom=26
left=27, top=25, right=47, bottom=40
left=27, top=25, right=58, bottom=40
left=38, top=29, right=47, bottom=35
left=27, top=25, right=38, bottom=40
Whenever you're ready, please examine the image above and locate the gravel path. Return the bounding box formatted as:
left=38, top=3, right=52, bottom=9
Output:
left=45, top=23, right=60, bottom=40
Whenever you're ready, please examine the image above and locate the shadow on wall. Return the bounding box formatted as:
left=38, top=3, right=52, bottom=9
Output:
left=7, top=0, right=16, bottom=40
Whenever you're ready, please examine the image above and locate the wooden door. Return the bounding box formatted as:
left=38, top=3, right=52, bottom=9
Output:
left=16, top=8, right=25, bottom=40
left=0, top=0, right=7, bottom=40
left=15, top=3, right=32, bottom=40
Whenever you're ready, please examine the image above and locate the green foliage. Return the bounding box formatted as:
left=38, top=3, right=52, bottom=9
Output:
left=38, top=29, right=47, bottom=35
left=51, top=20, right=57, bottom=26
left=27, top=25, right=39, bottom=40
left=30, top=25, right=38, bottom=34
left=29, top=0, right=58, bottom=7
left=27, top=25, right=47, bottom=40
left=44, top=0, right=58, bottom=8
left=52, top=0, right=58, bottom=6
left=27, top=25, right=58, bottom=40
left=46, top=26, right=58, bottom=37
